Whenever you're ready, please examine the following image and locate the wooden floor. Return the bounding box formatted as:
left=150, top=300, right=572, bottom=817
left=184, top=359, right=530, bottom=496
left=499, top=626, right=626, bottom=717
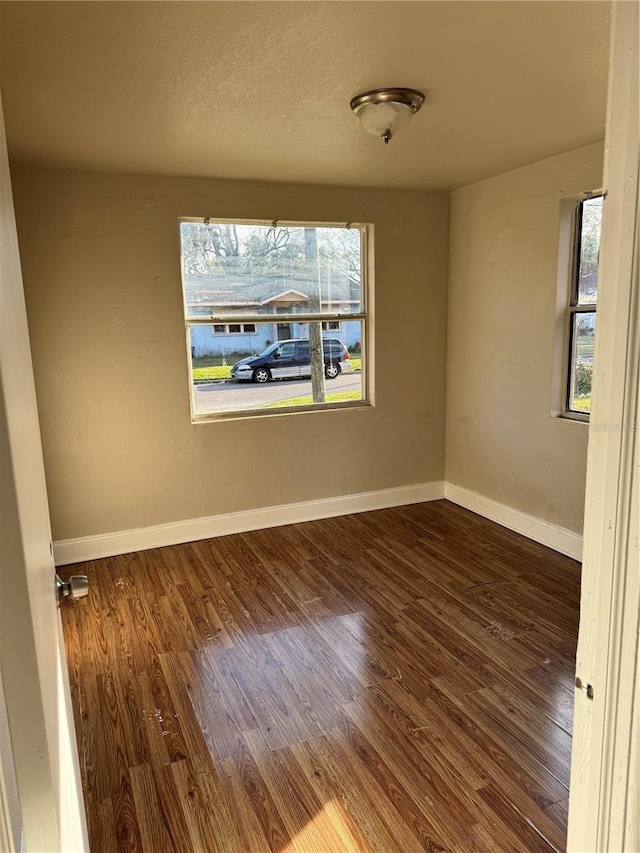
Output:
left=60, top=500, right=581, bottom=853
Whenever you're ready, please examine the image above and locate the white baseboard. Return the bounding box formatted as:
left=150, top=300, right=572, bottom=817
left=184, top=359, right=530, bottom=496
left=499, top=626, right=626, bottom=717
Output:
left=444, top=482, right=583, bottom=561
left=54, top=479, right=584, bottom=566
left=53, top=481, right=445, bottom=566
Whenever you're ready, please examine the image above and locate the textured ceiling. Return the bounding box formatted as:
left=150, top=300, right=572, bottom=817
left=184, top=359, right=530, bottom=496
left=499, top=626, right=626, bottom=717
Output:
left=0, top=1, right=610, bottom=191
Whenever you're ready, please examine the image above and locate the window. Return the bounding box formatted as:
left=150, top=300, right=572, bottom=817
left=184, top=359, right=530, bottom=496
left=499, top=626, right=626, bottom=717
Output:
left=553, top=193, right=603, bottom=421
left=212, top=323, right=258, bottom=335
left=179, top=219, right=370, bottom=420
left=565, top=194, right=603, bottom=419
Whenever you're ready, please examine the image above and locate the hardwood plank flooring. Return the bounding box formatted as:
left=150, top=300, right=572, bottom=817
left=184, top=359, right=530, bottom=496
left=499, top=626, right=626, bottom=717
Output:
left=59, top=500, right=580, bottom=852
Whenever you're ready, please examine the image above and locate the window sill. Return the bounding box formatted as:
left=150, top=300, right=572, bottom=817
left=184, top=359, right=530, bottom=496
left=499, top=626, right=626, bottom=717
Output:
left=550, top=410, right=590, bottom=424
left=191, top=399, right=373, bottom=424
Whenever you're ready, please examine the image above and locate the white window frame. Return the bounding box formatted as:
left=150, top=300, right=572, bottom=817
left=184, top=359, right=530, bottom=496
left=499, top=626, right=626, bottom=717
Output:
left=212, top=323, right=257, bottom=335
left=552, top=191, right=603, bottom=423
left=179, top=217, right=373, bottom=422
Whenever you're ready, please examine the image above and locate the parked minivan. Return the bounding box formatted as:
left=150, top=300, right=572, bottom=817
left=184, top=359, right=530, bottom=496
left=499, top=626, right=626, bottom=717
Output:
left=230, top=338, right=352, bottom=383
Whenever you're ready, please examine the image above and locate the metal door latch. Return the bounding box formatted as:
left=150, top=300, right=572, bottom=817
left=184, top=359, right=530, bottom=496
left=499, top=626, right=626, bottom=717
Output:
left=56, top=574, right=89, bottom=604
left=575, top=676, right=594, bottom=700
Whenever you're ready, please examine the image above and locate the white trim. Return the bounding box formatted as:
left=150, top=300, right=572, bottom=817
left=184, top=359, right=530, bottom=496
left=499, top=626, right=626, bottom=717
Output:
left=180, top=216, right=367, bottom=230
left=552, top=191, right=604, bottom=423
left=261, top=289, right=308, bottom=305
left=0, top=671, right=20, bottom=853
left=53, top=479, right=587, bottom=567
left=444, top=483, right=583, bottom=561
left=211, top=323, right=257, bottom=335
left=568, top=2, right=639, bottom=849
left=53, top=481, right=445, bottom=565
left=551, top=194, right=582, bottom=418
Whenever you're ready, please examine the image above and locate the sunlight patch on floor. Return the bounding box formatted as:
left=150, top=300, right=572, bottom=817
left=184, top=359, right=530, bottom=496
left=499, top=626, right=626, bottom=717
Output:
left=281, top=798, right=364, bottom=853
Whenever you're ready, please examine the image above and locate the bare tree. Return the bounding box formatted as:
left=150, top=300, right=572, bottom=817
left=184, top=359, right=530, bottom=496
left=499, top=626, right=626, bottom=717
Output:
left=208, top=224, right=239, bottom=257
left=264, top=226, right=292, bottom=256
left=181, top=222, right=239, bottom=274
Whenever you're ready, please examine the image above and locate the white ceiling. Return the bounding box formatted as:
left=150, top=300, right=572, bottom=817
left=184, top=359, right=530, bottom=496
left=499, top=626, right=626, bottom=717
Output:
left=0, top=1, right=610, bottom=191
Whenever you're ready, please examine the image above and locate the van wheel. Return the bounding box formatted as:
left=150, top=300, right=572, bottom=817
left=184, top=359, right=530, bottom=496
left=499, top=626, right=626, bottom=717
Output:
left=325, top=362, right=340, bottom=379
left=253, top=367, right=271, bottom=383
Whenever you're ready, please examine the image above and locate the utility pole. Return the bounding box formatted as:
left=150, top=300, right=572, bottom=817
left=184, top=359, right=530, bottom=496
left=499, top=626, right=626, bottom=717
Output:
left=304, top=228, right=326, bottom=403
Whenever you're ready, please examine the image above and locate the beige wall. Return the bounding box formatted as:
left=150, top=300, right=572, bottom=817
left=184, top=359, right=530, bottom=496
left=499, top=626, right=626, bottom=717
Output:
left=446, top=142, right=604, bottom=533
left=11, top=166, right=449, bottom=541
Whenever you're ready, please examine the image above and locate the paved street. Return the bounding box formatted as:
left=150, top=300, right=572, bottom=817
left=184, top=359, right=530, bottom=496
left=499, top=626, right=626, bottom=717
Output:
left=193, top=373, right=362, bottom=414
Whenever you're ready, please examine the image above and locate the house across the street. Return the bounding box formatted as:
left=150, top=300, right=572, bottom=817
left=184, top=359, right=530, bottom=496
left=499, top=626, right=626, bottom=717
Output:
left=185, top=273, right=362, bottom=356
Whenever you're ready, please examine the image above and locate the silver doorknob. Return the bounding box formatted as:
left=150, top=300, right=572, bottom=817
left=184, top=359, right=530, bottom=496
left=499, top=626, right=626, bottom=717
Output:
left=56, top=574, right=89, bottom=604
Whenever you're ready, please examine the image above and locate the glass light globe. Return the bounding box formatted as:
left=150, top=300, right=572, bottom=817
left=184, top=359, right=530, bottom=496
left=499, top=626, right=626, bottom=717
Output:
left=350, top=88, right=424, bottom=144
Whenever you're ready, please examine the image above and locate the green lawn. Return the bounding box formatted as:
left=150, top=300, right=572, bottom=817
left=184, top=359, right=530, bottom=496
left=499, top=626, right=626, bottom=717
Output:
left=192, top=364, right=231, bottom=380
left=576, top=341, right=595, bottom=358
left=260, top=390, right=362, bottom=409
left=572, top=397, right=591, bottom=412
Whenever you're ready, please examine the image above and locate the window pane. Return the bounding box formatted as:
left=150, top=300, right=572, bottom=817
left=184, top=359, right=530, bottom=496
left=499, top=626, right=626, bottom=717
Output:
left=180, top=222, right=363, bottom=318
left=189, top=320, right=364, bottom=416
left=569, top=312, right=596, bottom=413
left=213, top=324, right=226, bottom=334
left=577, top=196, right=603, bottom=305
left=243, top=323, right=256, bottom=333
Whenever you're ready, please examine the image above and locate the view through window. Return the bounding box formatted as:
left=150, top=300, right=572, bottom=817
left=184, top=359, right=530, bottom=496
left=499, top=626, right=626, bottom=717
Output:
left=179, top=220, right=369, bottom=419
left=566, top=195, right=603, bottom=417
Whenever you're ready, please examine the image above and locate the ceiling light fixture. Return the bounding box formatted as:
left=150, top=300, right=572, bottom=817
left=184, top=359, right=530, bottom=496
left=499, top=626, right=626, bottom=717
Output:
left=350, top=87, right=425, bottom=144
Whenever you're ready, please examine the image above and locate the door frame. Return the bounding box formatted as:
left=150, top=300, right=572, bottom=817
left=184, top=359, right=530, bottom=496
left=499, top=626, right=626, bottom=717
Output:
left=0, top=671, right=20, bottom=852
left=0, top=89, right=88, bottom=851
left=567, top=2, right=639, bottom=851
left=0, top=4, right=636, bottom=850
